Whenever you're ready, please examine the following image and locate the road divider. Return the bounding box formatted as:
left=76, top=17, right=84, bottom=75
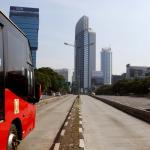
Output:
left=92, top=95, right=150, bottom=124
left=50, top=96, right=85, bottom=150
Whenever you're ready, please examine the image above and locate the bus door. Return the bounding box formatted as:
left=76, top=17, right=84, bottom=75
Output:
left=0, top=23, right=4, bottom=121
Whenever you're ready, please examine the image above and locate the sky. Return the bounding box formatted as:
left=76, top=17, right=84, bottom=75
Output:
left=1, top=0, right=150, bottom=76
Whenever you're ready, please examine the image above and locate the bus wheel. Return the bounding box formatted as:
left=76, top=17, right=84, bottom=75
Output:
left=7, top=124, right=19, bottom=150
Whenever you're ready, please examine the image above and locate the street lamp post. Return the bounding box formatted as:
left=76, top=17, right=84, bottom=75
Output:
left=64, top=42, right=75, bottom=47
left=64, top=42, right=94, bottom=48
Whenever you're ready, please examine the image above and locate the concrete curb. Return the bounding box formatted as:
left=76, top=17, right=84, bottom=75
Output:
left=92, top=95, right=150, bottom=123
left=79, top=102, right=85, bottom=150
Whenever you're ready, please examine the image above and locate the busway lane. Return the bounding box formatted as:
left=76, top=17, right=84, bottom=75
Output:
left=81, top=95, right=150, bottom=150
left=18, top=95, right=76, bottom=150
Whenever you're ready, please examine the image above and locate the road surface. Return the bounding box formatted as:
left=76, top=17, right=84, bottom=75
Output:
left=81, top=95, right=150, bottom=150
left=18, top=95, right=76, bottom=150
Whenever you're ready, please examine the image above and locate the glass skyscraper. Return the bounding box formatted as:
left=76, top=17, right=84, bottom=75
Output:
left=101, top=48, right=112, bottom=85
left=9, top=6, right=39, bottom=68
left=88, top=30, right=96, bottom=88
left=75, top=16, right=96, bottom=93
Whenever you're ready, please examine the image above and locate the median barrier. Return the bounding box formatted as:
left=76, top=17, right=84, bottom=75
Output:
left=92, top=95, right=150, bottom=123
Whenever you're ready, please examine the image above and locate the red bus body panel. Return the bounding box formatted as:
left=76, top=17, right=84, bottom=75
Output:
left=0, top=89, right=36, bottom=150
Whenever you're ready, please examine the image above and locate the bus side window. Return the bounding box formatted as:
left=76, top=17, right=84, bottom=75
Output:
left=25, top=68, right=34, bottom=98
left=6, top=71, right=28, bottom=97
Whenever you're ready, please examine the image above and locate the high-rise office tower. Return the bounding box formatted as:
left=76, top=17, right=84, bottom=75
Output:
left=88, top=30, right=96, bottom=88
left=75, top=16, right=96, bottom=93
left=9, top=6, right=39, bottom=68
left=101, top=48, right=112, bottom=85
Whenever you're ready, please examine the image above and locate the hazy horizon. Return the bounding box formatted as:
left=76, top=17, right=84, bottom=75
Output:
left=1, top=0, right=150, bottom=76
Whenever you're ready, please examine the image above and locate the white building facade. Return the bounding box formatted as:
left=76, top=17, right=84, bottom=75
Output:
left=126, top=64, right=150, bottom=79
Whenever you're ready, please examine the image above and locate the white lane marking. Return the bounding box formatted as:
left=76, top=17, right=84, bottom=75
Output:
left=79, top=139, right=85, bottom=148
left=79, top=121, right=82, bottom=125
left=79, top=128, right=83, bottom=133
left=54, top=143, right=60, bottom=150
left=61, top=129, right=65, bottom=136
left=64, top=122, right=68, bottom=126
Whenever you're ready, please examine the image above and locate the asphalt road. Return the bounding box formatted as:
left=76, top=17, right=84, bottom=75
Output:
left=18, top=95, right=76, bottom=150
left=81, top=95, right=150, bottom=150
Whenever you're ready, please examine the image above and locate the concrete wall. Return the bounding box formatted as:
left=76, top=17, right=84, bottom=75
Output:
left=92, top=95, right=150, bottom=123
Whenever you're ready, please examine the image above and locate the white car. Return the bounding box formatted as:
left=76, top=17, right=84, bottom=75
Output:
left=91, top=92, right=95, bottom=96
left=55, top=92, right=61, bottom=96
left=52, top=93, right=55, bottom=96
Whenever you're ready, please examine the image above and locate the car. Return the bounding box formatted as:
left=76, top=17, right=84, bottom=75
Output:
left=91, top=92, right=95, bottom=96
left=55, top=92, right=61, bottom=96
left=52, top=92, right=56, bottom=96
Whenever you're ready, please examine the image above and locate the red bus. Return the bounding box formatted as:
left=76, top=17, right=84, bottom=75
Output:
left=0, top=11, right=40, bottom=150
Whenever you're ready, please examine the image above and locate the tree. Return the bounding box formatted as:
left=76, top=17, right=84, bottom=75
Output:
left=34, top=67, right=69, bottom=94
left=95, top=85, right=113, bottom=95
left=95, top=77, right=150, bottom=96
